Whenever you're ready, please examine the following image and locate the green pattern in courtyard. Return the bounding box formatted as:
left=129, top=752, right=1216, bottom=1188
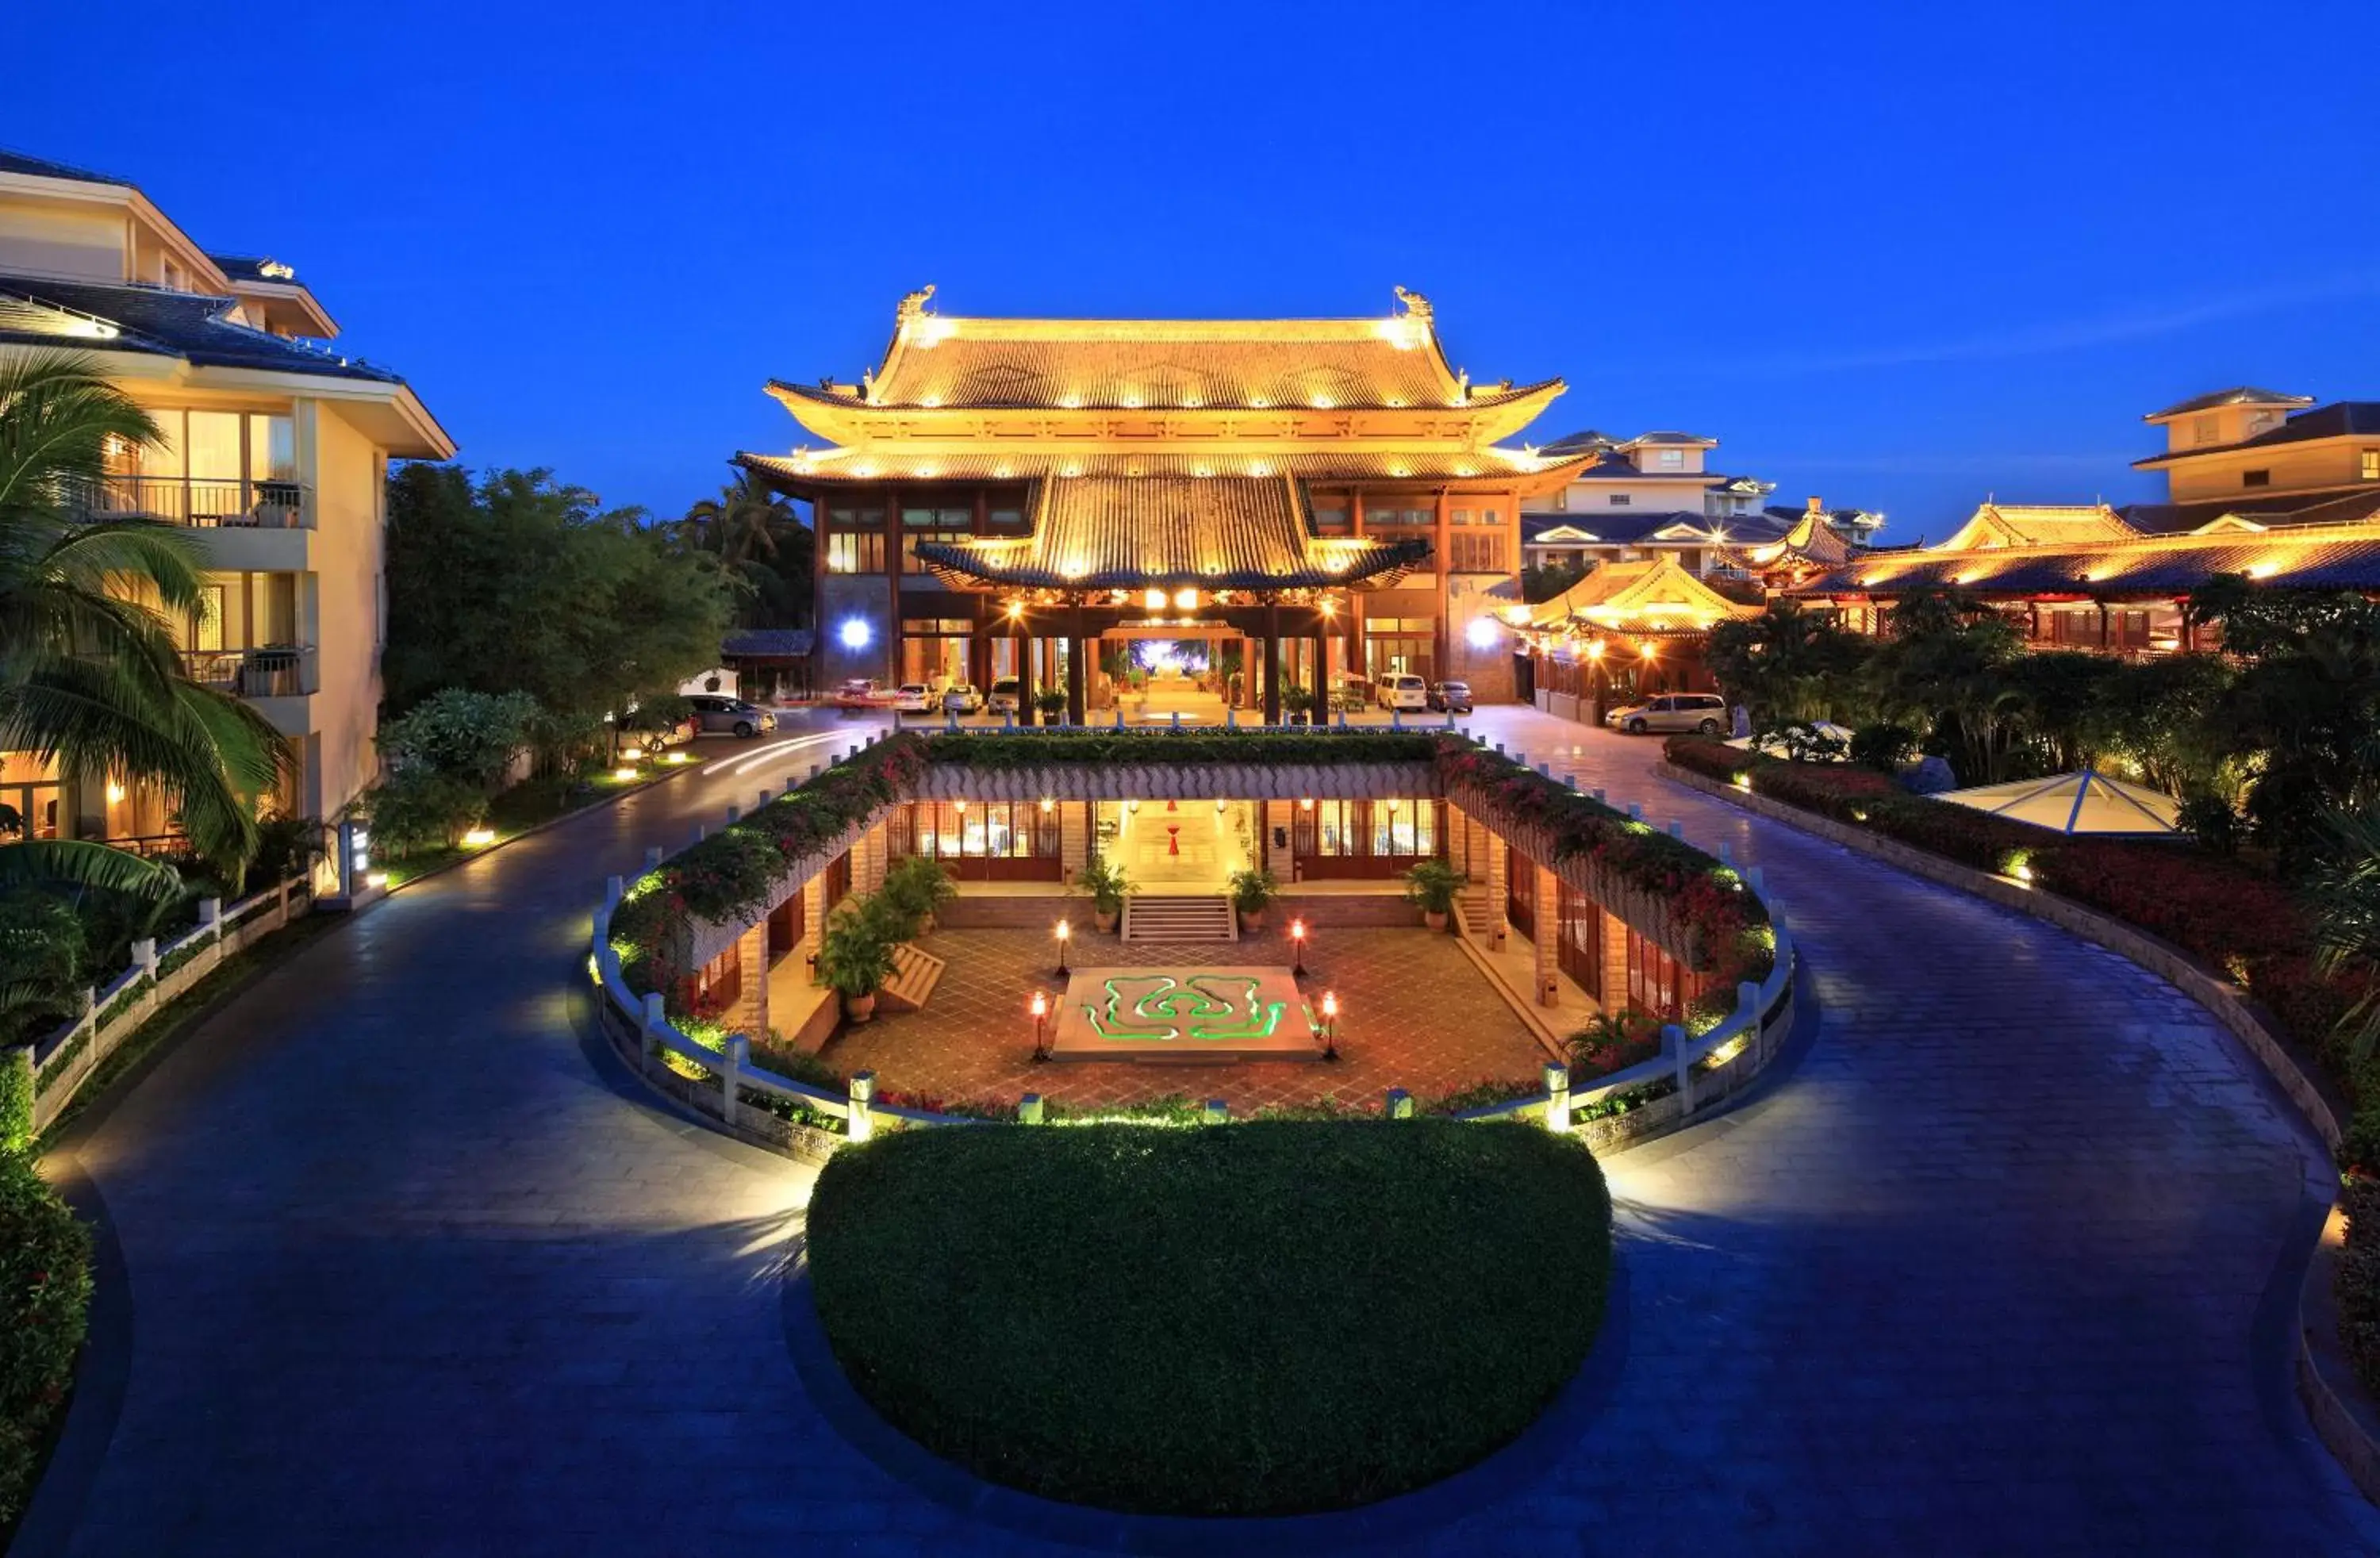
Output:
left=1083, top=975, right=1288, bottom=1043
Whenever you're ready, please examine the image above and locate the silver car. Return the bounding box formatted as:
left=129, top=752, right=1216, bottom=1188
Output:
left=687, top=694, right=777, bottom=738
left=1605, top=692, right=1728, bottom=735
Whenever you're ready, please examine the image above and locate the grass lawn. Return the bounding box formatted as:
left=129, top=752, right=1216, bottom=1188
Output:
left=380, top=764, right=682, bottom=887
left=806, top=1119, right=1611, bottom=1517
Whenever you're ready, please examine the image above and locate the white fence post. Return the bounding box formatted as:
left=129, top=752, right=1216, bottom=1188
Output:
left=1627, top=802, right=1644, bottom=822
left=197, top=897, right=221, bottom=927
left=722, top=1032, right=747, bottom=1129
left=643, top=846, right=664, bottom=871
left=604, top=874, right=624, bottom=908
left=848, top=1071, right=875, bottom=1142
left=1666, top=1023, right=1691, bottom=1117
left=640, top=993, right=665, bottom=1065
left=1739, top=980, right=1765, bottom=1063
left=132, top=938, right=158, bottom=979
left=758, top=788, right=773, bottom=811
left=726, top=804, right=740, bottom=825
left=1542, top=1061, right=1571, bottom=1134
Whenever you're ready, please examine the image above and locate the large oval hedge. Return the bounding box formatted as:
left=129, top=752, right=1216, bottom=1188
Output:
left=806, top=1119, right=1611, bottom=1516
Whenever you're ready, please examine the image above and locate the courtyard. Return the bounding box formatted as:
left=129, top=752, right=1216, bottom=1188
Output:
left=816, top=921, right=1552, bottom=1115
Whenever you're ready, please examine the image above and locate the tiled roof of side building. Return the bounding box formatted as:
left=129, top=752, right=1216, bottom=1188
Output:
left=1795, top=523, right=2380, bottom=597
left=1522, top=509, right=1739, bottom=546
left=910, top=476, right=1430, bottom=592
left=0, top=148, right=131, bottom=186
left=1622, top=430, right=1717, bottom=447
left=2121, top=488, right=2380, bottom=535
left=209, top=254, right=294, bottom=285
left=0, top=275, right=402, bottom=383
left=737, top=447, right=1599, bottom=487
left=2143, top=386, right=2314, bottom=420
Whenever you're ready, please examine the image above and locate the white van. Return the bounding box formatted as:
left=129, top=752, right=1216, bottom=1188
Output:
left=1375, top=673, right=1429, bottom=712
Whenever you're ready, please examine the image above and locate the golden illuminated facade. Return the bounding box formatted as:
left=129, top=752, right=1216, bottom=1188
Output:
left=739, top=288, right=1596, bottom=720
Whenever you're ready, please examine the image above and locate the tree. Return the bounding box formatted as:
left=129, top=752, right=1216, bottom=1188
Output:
left=1863, top=591, right=2026, bottom=784
left=382, top=466, right=735, bottom=752
left=1705, top=601, right=1871, bottom=726
left=2307, top=804, right=2380, bottom=1061
left=0, top=349, right=294, bottom=892
left=679, top=474, right=814, bottom=629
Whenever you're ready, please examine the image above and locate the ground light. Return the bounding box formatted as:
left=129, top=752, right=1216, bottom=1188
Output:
left=1319, top=991, right=1339, bottom=1061
left=461, top=827, right=496, bottom=847
left=1031, top=990, right=1050, bottom=1062
left=1054, top=918, right=1071, bottom=977
left=612, top=766, right=637, bottom=781
left=1290, top=917, right=1307, bottom=977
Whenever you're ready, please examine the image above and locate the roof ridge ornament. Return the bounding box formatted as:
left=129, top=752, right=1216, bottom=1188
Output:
left=896, top=284, right=938, bottom=332
left=1392, top=286, right=1434, bottom=323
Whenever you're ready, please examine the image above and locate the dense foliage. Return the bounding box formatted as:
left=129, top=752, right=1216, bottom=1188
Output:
left=674, top=473, right=813, bottom=631
left=0, top=1152, right=88, bottom=1527
left=808, top=1120, right=1610, bottom=1515
left=382, top=465, right=732, bottom=733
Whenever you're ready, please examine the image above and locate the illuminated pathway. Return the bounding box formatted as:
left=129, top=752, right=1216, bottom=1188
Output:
left=19, top=708, right=2378, bottom=1556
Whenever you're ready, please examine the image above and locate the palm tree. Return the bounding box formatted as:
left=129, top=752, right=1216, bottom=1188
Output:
left=2309, top=804, right=2380, bottom=1062
left=0, top=348, right=294, bottom=893
left=682, top=475, right=791, bottom=568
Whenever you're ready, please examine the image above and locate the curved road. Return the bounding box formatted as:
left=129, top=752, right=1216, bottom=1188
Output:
left=20, top=710, right=2377, bottom=1556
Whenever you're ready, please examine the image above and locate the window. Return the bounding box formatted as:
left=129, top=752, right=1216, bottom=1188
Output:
left=827, top=531, right=885, bottom=573
left=1609, top=494, right=1632, bottom=507
left=1449, top=533, right=1507, bottom=572
left=1626, top=927, right=1685, bottom=1021
left=824, top=501, right=886, bottom=528
left=2363, top=450, right=2378, bottom=482
left=2243, top=469, right=2271, bottom=488
left=898, top=800, right=1058, bottom=862
left=903, top=505, right=971, bottom=528
left=1311, top=506, right=1349, bottom=534
left=1557, top=883, right=1602, bottom=996
left=1292, top=800, right=1440, bottom=877
left=1657, top=449, right=1683, bottom=469
left=1450, top=508, right=1472, bottom=526
left=1483, top=508, right=1499, bottom=526
left=2193, top=414, right=2220, bottom=446
left=1365, top=506, right=1432, bottom=528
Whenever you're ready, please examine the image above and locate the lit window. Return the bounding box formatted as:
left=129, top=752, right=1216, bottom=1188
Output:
left=1657, top=449, right=1683, bottom=469
left=1610, top=494, right=1632, bottom=507
left=2362, top=450, right=2378, bottom=482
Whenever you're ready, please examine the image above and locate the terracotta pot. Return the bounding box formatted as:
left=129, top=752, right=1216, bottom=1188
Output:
left=1240, top=908, right=1266, bottom=932
left=1424, top=909, right=1449, bottom=932
left=1094, top=908, right=1119, bottom=934
left=844, top=992, right=877, bottom=1023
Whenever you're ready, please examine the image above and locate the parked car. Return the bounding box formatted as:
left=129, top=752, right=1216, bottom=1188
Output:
left=1605, top=692, right=1728, bottom=735
left=1426, top=680, right=1472, bottom=714
left=829, top=677, right=890, bottom=710
left=1374, top=673, right=1429, bottom=712
left=942, top=682, right=984, bottom=715
left=987, top=676, right=1023, bottom=714
left=890, top=682, right=935, bottom=713
left=689, top=694, right=777, bottom=738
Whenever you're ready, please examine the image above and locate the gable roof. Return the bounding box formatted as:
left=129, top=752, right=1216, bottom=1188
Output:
left=1793, top=517, right=2380, bottom=598
left=0, top=148, right=130, bottom=187
left=1931, top=502, right=2136, bottom=553
left=2143, top=386, right=2313, bottom=421
left=2119, top=486, right=2380, bottom=535
left=0, top=274, right=401, bottom=382
left=1518, top=553, right=1758, bottom=634
left=2131, top=400, right=2380, bottom=469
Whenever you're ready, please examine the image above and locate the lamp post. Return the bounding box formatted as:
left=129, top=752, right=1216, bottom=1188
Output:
left=1054, top=917, right=1071, bottom=978
left=1290, top=916, right=1307, bottom=978
left=1319, top=991, right=1340, bottom=1061
left=1031, top=989, right=1051, bottom=1062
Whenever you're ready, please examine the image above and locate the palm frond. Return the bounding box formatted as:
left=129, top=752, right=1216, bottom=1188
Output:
left=0, top=837, right=182, bottom=898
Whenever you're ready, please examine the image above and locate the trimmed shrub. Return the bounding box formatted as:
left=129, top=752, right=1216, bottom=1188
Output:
left=0, top=1154, right=91, bottom=1525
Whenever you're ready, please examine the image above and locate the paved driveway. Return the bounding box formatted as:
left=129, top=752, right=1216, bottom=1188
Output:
left=21, top=709, right=2377, bottom=1556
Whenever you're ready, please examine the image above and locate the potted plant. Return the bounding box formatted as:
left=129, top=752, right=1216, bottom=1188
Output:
left=879, top=854, right=957, bottom=937
left=1282, top=685, right=1315, bottom=727
left=1075, top=858, right=1128, bottom=934
left=1034, top=688, right=1068, bottom=727
left=1227, top=865, right=1279, bottom=932
left=1401, top=859, right=1467, bottom=932
left=817, top=896, right=900, bottom=1022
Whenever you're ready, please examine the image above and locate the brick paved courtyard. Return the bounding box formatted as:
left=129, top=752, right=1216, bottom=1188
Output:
left=816, top=923, right=1555, bottom=1113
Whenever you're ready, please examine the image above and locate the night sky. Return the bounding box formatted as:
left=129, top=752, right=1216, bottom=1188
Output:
left=12, top=0, right=2378, bottom=543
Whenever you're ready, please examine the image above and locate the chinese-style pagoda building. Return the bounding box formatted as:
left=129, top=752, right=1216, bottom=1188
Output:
left=737, top=287, right=1597, bottom=722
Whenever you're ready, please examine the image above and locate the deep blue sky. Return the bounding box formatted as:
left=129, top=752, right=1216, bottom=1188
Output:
left=13, top=0, right=2378, bottom=543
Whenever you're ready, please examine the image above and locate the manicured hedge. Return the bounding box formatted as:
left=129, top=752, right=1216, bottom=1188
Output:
left=808, top=1120, right=1611, bottom=1515
left=921, top=729, right=1441, bottom=769
left=0, top=1154, right=90, bottom=1526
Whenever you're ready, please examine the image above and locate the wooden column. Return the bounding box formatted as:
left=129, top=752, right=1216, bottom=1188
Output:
left=1066, top=602, right=1088, bottom=724
left=1599, top=906, right=1630, bottom=1014
left=1262, top=600, right=1281, bottom=724
left=1484, top=835, right=1508, bottom=952
left=1434, top=489, right=1453, bottom=684
left=731, top=920, right=769, bottom=1037
left=1015, top=617, right=1034, bottom=716
left=1533, top=863, right=1560, bottom=1007
left=884, top=485, right=901, bottom=681
left=799, top=874, right=827, bottom=986
left=1349, top=493, right=1368, bottom=674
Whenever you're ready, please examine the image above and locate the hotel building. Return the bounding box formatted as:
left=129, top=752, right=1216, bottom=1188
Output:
left=0, top=149, right=452, bottom=854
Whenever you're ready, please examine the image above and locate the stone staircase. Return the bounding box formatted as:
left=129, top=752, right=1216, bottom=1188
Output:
left=1121, top=894, right=1238, bottom=943
left=1454, top=888, right=1497, bottom=942
left=873, top=942, right=947, bottom=1013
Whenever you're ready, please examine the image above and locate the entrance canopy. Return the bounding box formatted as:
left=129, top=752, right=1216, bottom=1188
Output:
left=1933, top=767, right=2182, bottom=836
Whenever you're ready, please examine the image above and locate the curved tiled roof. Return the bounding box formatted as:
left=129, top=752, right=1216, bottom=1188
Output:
left=909, top=475, right=1429, bottom=592
left=1793, top=520, right=2380, bottom=597
left=737, top=446, right=1593, bottom=488
left=0, top=275, right=401, bottom=383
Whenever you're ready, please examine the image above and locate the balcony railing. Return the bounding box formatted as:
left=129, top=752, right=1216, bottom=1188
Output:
left=66, top=474, right=311, bottom=529
left=178, top=646, right=316, bottom=698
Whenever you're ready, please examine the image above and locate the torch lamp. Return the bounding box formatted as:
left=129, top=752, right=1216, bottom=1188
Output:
left=1319, top=990, right=1340, bottom=1062
left=1031, top=989, right=1051, bottom=1062
left=1054, top=917, right=1071, bottom=978
left=1290, top=916, right=1307, bottom=978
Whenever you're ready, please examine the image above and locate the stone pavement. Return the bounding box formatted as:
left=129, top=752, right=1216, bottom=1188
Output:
left=819, top=924, right=1550, bottom=1114
left=20, top=708, right=2380, bottom=1556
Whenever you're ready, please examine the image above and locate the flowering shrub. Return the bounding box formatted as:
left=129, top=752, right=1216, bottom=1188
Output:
left=1434, top=736, right=1773, bottom=1020
left=0, top=1153, right=90, bottom=1524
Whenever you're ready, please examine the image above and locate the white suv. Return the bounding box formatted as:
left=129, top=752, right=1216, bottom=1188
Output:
left=1606, top=693, right=1728, bottom=735
left=1375, top=673, right=1429, bottom=712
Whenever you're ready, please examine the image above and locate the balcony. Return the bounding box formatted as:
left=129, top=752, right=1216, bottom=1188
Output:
left=180, top=646, right=317, bottom=700
left=67, top=474, right=311, bottom=530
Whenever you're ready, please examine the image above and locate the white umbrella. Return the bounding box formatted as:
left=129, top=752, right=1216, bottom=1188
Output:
left=1933, top=766, right=2181, bottom=836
